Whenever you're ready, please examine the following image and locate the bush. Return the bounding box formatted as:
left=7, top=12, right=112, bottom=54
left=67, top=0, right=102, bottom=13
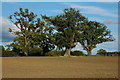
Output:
left=71, top=51, right=84, bottom=56
left=0, top=46, right=4, bottom=57
left=2, top=51, right=18, bottom=57
left=47, top=50, right=85, bottom=56
left=29, top=47, right=43, bottom=56
left=97, top=49, right=107, bottom=55
left=47, top=50, right=65, bottom=56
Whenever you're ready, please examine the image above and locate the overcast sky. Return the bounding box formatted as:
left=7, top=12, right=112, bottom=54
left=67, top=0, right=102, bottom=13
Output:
left=1, top=2, right=118, bottom=55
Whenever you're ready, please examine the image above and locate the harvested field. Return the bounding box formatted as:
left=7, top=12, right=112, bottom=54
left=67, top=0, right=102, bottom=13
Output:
left=2, top=56, right=118, bottom=78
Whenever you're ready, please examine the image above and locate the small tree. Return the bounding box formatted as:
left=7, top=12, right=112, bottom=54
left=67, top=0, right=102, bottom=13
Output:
left=78, top=21, right=114, bottom=56
left=97, top=49, right=107, bottom=55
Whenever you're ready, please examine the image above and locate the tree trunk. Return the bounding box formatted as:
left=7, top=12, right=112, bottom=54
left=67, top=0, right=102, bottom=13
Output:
left=24, top=51, right=28, bottom=56
left=24, top=32, right=28, bottom=56
left=87, top=50, right=92, bottom=56
left=64, top=48, right=71, bottom=57
left=24, top=44, right=28, bottom=56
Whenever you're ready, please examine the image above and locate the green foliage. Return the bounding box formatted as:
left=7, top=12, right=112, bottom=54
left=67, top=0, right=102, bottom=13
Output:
left=78, top=21, right=114, bottom=56
left=71, top=51, right=85, bottom=56
left=8, top=8, right=39, bottom=56
left=0, top=46, right=4, bottom=57
left=46, top=50, right=65, bottom=56
left=97, top=49, right=107, bottom=55
left=29, top=47, right=43, bottom=56
left=0, top=46, right=18, bottom=57
left=34, top=30, right=55, bottom=55
left=42, top=8, right=88, bottom=56
left=2, top=46, right=5, bottom=51
left=7, top=8, right=114, bottom=57
left=8, top=8, right=55, bottom=56
left=2, top=51, right=18, bottom=57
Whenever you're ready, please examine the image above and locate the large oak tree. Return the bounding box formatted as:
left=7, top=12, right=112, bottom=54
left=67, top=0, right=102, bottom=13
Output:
left=8, top=8, right=55, bottom=56
left=42, top=8, right=88, bottom=57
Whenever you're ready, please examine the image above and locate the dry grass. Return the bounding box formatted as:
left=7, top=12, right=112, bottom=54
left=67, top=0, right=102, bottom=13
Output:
left=2, top=56, right=118, bottom=78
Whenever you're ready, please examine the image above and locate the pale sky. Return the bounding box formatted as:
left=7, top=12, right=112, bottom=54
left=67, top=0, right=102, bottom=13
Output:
left=1, top=2, right=118, bottom=55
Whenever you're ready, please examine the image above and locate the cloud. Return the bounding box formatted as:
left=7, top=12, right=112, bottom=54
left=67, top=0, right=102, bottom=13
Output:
left=103, top=19, right=118, bottom=24
left=72, top=42, right=118, bottom=55
left=64, top=3, right=117, bottom=18
left=1, top=41, right=13, bottom=47
left=72, top=42, right=83, bottom=51
left=0, top=41, right=13, bottom=50
left=94, top=35, right=118, bottom=54
left=1, top=17, right=18, bottom=42
left=97, top=42, right=118, bottom=52
left=71, top=34, right=118, bottom=55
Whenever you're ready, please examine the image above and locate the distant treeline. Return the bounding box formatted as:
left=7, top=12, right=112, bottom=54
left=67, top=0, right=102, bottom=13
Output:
left=97, top=52, right=120, bottom=56
left=96, top=49, right=119, bottom=56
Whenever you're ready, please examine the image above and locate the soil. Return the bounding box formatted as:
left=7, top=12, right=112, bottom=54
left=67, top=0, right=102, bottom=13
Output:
left=2, top=56, right=118, bottom=78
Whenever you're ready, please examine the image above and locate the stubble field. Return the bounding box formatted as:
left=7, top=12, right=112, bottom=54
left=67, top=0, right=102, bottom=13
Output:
left=2, top=56, right=118, bottom=78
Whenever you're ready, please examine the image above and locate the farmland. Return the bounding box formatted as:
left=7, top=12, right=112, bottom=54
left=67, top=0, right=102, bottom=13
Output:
left=2, top=56, right=118, bottom=78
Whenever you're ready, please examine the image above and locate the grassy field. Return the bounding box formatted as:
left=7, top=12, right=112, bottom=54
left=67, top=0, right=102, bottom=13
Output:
left=2, top=56, right=118, bottom=78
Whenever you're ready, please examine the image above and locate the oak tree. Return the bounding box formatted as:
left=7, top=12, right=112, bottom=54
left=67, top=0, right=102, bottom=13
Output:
left=8, top=8, right=54, bottom=56
left=42, top=8, right=88, bottom=57
left=78, top=21, right=114, bottom=56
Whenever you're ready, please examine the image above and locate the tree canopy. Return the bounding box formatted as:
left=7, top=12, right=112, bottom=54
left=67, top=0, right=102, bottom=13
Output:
left=78, top=21, right=114, bottom=56
left=7, top=8, right=114, bottom=56
left=42, top=8, right=88, bottom=57
left=8, top=8, right=55, bottom=56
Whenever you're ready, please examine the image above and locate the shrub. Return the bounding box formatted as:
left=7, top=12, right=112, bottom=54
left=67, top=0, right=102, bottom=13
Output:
left=2, top=51, right=18, bottom=57
left=47, top=50, right=85, bottom=56
left=47, top=50, right=65, bottom=56
left=71, top=51, right=84, bottom=56
left=29, top=47, right=43, bottom=56
left=59, top=51, right=65, bottom=56
left=97, top=49, right=107, bottom=55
